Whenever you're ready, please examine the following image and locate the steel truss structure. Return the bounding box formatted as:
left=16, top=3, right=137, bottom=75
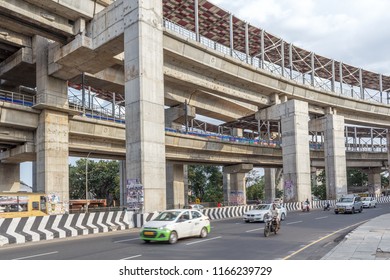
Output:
left=163, top=0, right=390, bottom=104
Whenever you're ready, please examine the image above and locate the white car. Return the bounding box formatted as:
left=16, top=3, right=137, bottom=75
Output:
left=361, top=197, right=377, bottom=208
left=243, top=203, right=287, bottom=223
left=140, top=209, right=210, bottom=244
left=183, top=204, right=205, bottom=211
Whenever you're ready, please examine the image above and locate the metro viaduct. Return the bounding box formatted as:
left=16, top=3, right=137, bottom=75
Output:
left=1, top=0, right=390, bottom=212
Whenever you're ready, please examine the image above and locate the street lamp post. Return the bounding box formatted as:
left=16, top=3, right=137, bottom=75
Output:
left=85, top=151, right=93, bottom=213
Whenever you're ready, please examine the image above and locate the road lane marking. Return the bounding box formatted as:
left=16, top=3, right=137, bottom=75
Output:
left=114, top=237, right=140, bottom=243
left=283, top=219, right=370, bottom=260
left=246, top=228, right=262, bottom=232
left=315, top=216, right=328, bottom=220
left=121, top=255, right=142, bottom=260
left=13, top=251, right=59, bottom=260
left=286, top=221, right=302, bottom=225
left=185, top=236, right=221, bottom=245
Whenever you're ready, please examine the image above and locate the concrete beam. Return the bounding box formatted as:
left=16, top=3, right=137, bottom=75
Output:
left=0, top=104, right=39, bottom=130
left=48, top=35, right=124, bottom=79
left=0, top=0, right=74, bottom=42
left=164, top=65, right=269, bottom=107
left=0, top=142, right=35, bottom=163
left=165, top=104, right=196, bottom=128
left=0, top=27, right=32, bottom=48
left=223, top=164, right=253, bottom=174
left=69, top=116, right=125, bottom=141
left=25, top=0, right=111, bottom=21
left=165, top=82, right=257, bottom=122
left=0, top=48, right=35, bottom=87
left=0, top=127, right=34, bottom=143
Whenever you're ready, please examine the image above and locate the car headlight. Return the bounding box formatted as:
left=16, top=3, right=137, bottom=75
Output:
left=158, top=225, right=168, bottom=230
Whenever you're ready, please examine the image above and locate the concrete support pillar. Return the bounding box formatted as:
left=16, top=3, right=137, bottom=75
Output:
left=223, top=172, right=230, bottom=204
left=223, top=164, right=253, bottom=205
left=0, top=163, right=20, bottom=192
left=264, top=168, right=276, bottom=203
left=32, top=161, right=37, bottom=192
left=324, top=114, right=347, bottom=199
left=367, top=168, right=382, bottom=196
left=281, top=101, right=311, bottom=202
left=166, top=163, right=186, bottom=209
left=311, top=167, right=318, bottom=189
left=232, top=128, right=243, bottom=137
left=119, top=160, right=126, bottom=206
left=35, top=36, right=69, bottom=213
left=257, top=100, right=311, bottom=202
left=275, top=168, right=284, bottom=193
left=165, top=103, right=196, bottom=130
left=124, top=0, right=166, bottom=212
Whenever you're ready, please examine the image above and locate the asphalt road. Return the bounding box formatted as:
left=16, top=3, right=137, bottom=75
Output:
left=1, top=204, right=389, bottom=260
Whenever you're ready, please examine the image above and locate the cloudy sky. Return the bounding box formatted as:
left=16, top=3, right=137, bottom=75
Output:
left=211, top=0, right=390, bottom=75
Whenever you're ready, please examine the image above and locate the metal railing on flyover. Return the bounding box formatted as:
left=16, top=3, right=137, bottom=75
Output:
left=1, top=89, right=387, bottom=153
left=166, top=127, right=388, bottom=153
left=163, top=18, right=388, bottom=105
left=0, top=89, right=35, bottom=106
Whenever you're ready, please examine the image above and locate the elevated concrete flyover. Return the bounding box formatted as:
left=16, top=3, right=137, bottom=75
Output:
left=1, top=0, right=390, bottom=210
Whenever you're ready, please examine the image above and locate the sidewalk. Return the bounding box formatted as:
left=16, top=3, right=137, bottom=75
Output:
left=321, top=213, right=390, bottom=260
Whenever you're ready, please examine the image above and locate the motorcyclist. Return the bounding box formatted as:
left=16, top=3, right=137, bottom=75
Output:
left=324, top=201, right=330, bottom=210
left=270, top=203, right=280, bottom=231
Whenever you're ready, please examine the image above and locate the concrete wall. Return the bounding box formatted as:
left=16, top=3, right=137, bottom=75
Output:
left=0, top=210, right=130, bottom=246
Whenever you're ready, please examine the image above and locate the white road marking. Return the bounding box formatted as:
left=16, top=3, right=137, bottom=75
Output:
left=286, top=221, right=303, bottom=225
left=121, top=254, right=142, bottom=260
left=114, top=237, right=140, bottom=243
left=315, top=216, right=328, bottom=220
left=283, top=219, right=370, bottom=260
left=245, top=228, right=262, bottom=232
left=185, top=236, right=222, bottom=245
left=13, top=251, right=59, bottom=260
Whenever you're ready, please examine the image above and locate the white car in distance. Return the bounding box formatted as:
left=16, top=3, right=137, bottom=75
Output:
left=243, top=203, right=287, bottom=223
left=361, top=197, right=377, bottom=208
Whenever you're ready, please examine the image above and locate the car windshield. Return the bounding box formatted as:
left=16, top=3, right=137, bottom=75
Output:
left=256, top=204, right=270, bottom=210
left=154, top=211, right=181, bottom=221
left=362, top=197, right=370, bottom=201
left=340, top=197, right=353, bottom=202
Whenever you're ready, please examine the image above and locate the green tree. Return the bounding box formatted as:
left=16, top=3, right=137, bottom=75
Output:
left=246, top=176, right=265, bottom=201
left=347, top=168, right=368, bottom=187
left=188, top=165, right=223, bottom=203
left=312, top=170, right=326, bottom=200
left=381, top=172, right=389, bottom=189
left=69, top=159, right=120, bottom=204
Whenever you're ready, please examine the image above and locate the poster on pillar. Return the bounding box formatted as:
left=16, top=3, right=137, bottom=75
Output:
left=126, top=179, right=144, bottom=212
left=229, top=191, right=244, bottom=205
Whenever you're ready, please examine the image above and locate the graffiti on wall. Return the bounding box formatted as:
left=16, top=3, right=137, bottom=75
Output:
left=284, top=180, right=295, bottom=202
left=46, top=193, right=67, bottom=215
left=229, top=191, right=245, bottom=205
left=126, top=179, right=144, bottom=211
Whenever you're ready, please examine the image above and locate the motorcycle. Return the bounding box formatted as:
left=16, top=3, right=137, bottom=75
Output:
left=263, top=214, right=279, bottom=237
left=323, top=202, right=331, bottom=211
left=301, top=201, right=310, bottom=212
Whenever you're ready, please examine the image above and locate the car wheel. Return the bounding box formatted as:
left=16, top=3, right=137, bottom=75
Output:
left=281, top=213, right=286, bottom=221
left=359, top=207, right=362, bottom=213
left=351, top=207, right=355, bottom=214
left=143, top=240, right=150, bottom=243
left=244, top=220, right=249, bottom=223
left=200, top=227, right=208, bottom=238
left=168, top=231, right=178, bottom=244
left=374, top=204, right=376, bottom=208
left=335, top=211, right=339, bottom=214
